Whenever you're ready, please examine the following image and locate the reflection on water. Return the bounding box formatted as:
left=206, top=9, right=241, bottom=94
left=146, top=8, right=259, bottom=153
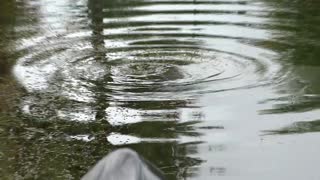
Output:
left=1, top=0, right=320, bottom=179
left=264, top=119, right=320, bottom=135
left=258, top=0, right=320, bottom=115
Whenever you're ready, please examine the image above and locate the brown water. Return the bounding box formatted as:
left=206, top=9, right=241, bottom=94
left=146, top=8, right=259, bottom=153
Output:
left=0, top=0, right=320, bottom=179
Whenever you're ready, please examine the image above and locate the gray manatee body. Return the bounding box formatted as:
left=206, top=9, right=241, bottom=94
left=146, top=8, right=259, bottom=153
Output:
left=82, top=148, right=166, bottom=180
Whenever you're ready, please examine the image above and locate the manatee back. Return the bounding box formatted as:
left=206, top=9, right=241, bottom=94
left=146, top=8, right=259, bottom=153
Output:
left=82, top=148, right=165, bottom=180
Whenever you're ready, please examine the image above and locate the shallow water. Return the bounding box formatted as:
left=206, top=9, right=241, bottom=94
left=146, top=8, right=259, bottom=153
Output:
left=0, top=0, right=320, bottom=179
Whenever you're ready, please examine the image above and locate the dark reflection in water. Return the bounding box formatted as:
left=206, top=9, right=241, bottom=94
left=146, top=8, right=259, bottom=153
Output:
left=260, top=95, right=320, bottom=114
left=0, top=0, right=20, bottom=114
left=264, top=119, right=320, bottom=135
left=0, top=0, right=320, bottom=179
left=258, top=0, right=320, bottom=114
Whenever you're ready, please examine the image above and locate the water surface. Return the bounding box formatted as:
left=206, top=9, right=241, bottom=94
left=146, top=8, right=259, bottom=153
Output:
left=0, top=0, right=320, bottom=179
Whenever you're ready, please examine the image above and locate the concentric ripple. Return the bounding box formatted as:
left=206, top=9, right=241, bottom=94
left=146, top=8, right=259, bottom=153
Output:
left=3, top=0, right=320, bottom=179
left=14, top=0, right=284, bottom=102
left=12, top=0, right=285, bottom=171
left=11, top=0, right=287, bottom=126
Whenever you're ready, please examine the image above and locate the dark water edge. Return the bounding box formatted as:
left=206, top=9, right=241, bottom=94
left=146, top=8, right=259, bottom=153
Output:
left=0, top=0, right=320, bottom=179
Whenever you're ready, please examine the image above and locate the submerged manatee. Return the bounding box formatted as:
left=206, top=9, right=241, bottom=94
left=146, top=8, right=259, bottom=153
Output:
left=82, top=148, right=166, bottom=180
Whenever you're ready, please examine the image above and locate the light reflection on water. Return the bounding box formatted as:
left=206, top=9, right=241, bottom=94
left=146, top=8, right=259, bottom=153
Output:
left=0, top=0, right=320, bottom=179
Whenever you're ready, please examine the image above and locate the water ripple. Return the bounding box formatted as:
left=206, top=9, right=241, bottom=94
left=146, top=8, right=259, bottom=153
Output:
left=3, top=0, right=320, bottom=179
left=14, top=0, right=283, bottom=101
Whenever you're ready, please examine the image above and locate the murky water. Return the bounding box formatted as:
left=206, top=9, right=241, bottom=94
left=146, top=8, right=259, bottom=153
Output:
left=0, top=0, right=320, bottom=179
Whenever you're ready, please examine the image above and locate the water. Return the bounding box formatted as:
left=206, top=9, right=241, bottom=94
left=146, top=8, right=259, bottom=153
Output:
left=0, top=0, right=319, bottom=179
